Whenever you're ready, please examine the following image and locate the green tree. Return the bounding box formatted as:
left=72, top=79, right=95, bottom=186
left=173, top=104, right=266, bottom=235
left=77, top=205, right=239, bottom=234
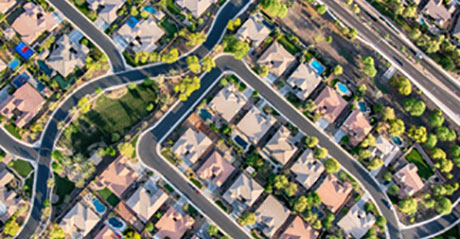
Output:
left=130, top=6, right=139, bottom=16
left=257, top=65, right=270, bottom=77
left=202, top=56, right=216, bottom=72
left=322, top=213, right=335, bottom=230
left=316, top=4, right=327, bottom=15
left=293, top=196, right=309, bottom=213
left=402, top=4, right=417, bottom=18
left=186, top=32, right=206, bottom=46
left=383, top=172, right=393, bottom=182
left=367, top=157, right=384, bottom=171
left=118, top=142, right=135, bottom=158
left=324, top=158, right=340, bottom=173
left=284, top=182, right=298, bottom=197
left=145, top=222, right=154, bottom=232
left=360, top=134, right=376, bottom=148
left=314, top=147, right=328, bottom=159
left=398, top=197, right=418, bottom=216
left=435, top=126, right=456, bottom=142
left=186, top=55, right=201, bottom=74
left=387, top=184, right=400, bottom=196
left=49, top=223, right=65, bottom=239
left=407, top=125, right=427, bottom=143
left=304, top=136, right=319, bottom=148
left=362, top=56, right=377, bottom=78
left=450, top=145, right=460, bottom=158
left=435, top=197, right=452, bottom=215
left=207, top=225, right=218, bottom=236
left=403, top=98, right=426, bottom=116
left=260, top=0, right=288, bottom=18
left=424, top=134, right=438, bottom=149
left=161, top=48, right=179, bottom=63
left=238, top=212, right=256, bottom=226
left=4, top=217, right=20, bottom=236
left=435, top=158, right=453, bottom=173
left=359, top=149, right=372, bottom=159
left=77, top=95, right=91, bottom=114
left=431, top=148, right=446, bottom=159
left=429, top=109, right=445, bottom=128
left=389, top=119, right=405, bottom=136
left=174, top=76, right=201, bottom=101
left=333, top=65, right=343, bottom=76
left=390, top=77, right=412, bottom=96
left=380, top=106, right=395, bottom=121
left=273, top=174, right=289, bottom=190
left=223, top=35, right=250, bottom=59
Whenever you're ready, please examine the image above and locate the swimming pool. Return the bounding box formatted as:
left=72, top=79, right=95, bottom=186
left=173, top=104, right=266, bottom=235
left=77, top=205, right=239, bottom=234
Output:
left=108, top=217, right=125, bottom=231
left=143, top=5, right=155, bottom=14
left=309, top=58, right=326, bottom=75
left=92, top=197, right=106, bottom=214
left=358, top=101, right=369, bottom=113
left=234, top=135, right=248, bottom=149
left=9, top=58, right=21, bottom=70
left=419, top=18, right=426, bottom=25
left=37, top=60, right=54, bottom=77
left=200, top=108, right=212, bottom=121
left=336, top=82, right=351, bottom=96
left=127, top=16, right=139, bottom=28
left=392, top=136, right=403, bottom=146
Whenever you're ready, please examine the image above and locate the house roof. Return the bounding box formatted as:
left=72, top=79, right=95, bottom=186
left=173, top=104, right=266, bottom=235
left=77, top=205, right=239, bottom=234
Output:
left=0, top=166, right=21, bottom=223
left=196, top=151, right=235, bottom=187
left=423, top=0, right=454, bottom=26
left=12, top=2, right=58, bottom=44
left=263, top=126, right=297, bottom=165
left=47, top=34, right=89, bottom=77
left=315, top=174, right=353, bottom=213
left=98, top=158, right=139, bottom=198
left=125, top=186, right=168, bottom=223
left=237, top=13, right=271, bottom=48
left=88, top=0, right=126, bottom=24
left=337, top=203, right=376, bottom=239
left=279, top=216, right=319, bottom=239
left=176, top=0, right=214, bottom=17
left=223, top=173, right=263, bottom=206
left=155, top=207, right=195, bottom=239
left=314, top=86, right=347, bottom=124
left=374, top=135, right=395, bottom=156
left=394, top=163, right=424, bottom=197
left=341, top=110, right=372, bottom=146
left=258, top=42, right=295, bottom=77
left=291, top=149, right=324, bottom=189
left=94, top=225, right=120, bottom=239
left=287, top=63, right=322, bottom=100
left=0, top=164, right=14, bottom=186
left=255, top=195, right=290, bottom=237
left=0, top=83, right=45, bottom=128
left=172, top=128, right=212, bottom=165
left=236, top=106, right=276, bottom=145
left=208, top=84, right=246, bottom=122
left=60, top=201, right=101, bottom=238
left=117, top=17, right=165, bottom=53
left=0, top=0, right=15, bottom=14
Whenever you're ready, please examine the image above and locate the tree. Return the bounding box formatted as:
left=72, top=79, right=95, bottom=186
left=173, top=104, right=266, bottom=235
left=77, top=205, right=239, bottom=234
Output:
left=128, top=82, right=137, bottom=90
left=333, top=65, right=343, bottom=76
left=186, top=32, right=206, bottom=46
left=402, top=4, right=417, bottom=18
left=322, top=213, right=335, bottom=229
left=49, top=223, right=65, bottom=239
left=118, top=142, right=135, bottom=158
left=390, top=77, right=412, bottom=96
left=383, top=172, right=393, bottom=182
left=130, top=6, right=139, bottom=16
left=293, top=196, right=309, bottom=213
left=429, top=109, right=445, bottom=127
left=223, top=35, right=250, bottom=59
left=314, top=147, right=328, bottom=159
left=389, top=119, right=405, bottom=136
left=402, top=98, right=426, bottom=116
left=435, top=197, right=452, bottom=215
left=424, top=134, right=437, bottom=149
left=124, top=229, right=141, bottom=239
left=398, top=197, right=418, bottom=216
left=304, top=99, right=316, bottom=113
left=42, top=36, right=56, bottom=50
left=207, top=225, right=218, bottom=236
left=174, top=75, right=201, bottom=101
left=260, top=0, right=288, bottom=18
left=450, top=145, right=460, bottom=158
left=284, top=182, right=298, bottom=197
left=362, top=56, right=377, bottom=78
left=273, top=174, right=289, bottom=189
left=202, top=56, right=215, bottom=72
left=4, top=217, right=20, bottom=236
left=306, top=192, right=322, bottom=206
left=324, top=158, right=340, bottom=173
left=435, top=158, right=453, bottom=173
left=257, top=65, right=269, bottom=77
left=387, top=184, right=400, bottom=196
left=407, top=125, right=427, bottom=143
left=316, top=4, right=327, bottom=15
left=367, top=157, right=384, bottom=171
left=380, top=106, right=395, bottom=121
left=77, top=95, right=91, bottom=114
left=186, top=55, right=201, bottom=74
left=435, top=126, right=456, bottom=142
left=305, top=136, right=319, bottom=148
left=238, top=212, right=256, bottom=226
left=145, top=222, right=154, bottom=233
left=360, top=134, right=376, bottom=148
left=359, top=149, right=372, bottom=159
left=161, top=48, right=179, bottom=63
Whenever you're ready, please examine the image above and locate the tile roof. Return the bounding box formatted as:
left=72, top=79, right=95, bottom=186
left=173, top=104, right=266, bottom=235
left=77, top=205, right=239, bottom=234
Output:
left=422, top=0, right=454, bottom=26
left=0, top=0, right=15, bottom=14
left=87, top=0, right=126, bottom=24
left=223, top=173, right=263, bottom=206
left=94, top=225, right=120, bottom=239
left=337, top=203, right=376, bottom=239
left=98, top=158, right=139, bottom=198
left=279, top=216, right=319, bottom=239
left=258, top=42, right=295, bottom=77
left=341, top=110, right=372, bottom=146
left=196, top=151, right=235, bottom=187
left=263, top=126, right=297, bottom=165
left=12, top=2, right=58, bottom=44
left=255, top=195, right=290, bottom=237
left=47, top=34, right=89, bottom=77
left=176, top=0, right=214, bottom=17
left=155, top=207, right=195, bottom=239
left=208, top=84, right=246, bottom=122
left=60, top=201, right=101, bottom=238
left=287, top=63, right=322, bottom=100
left=236, top=106, right=276, bottom=145
left=172, top=128, right=212, bottom=165
left=315, top=174, right=353, bottom=213
left=117, top=17, right=165, bottom=53
left=394, top=163, right=425, bottom=197
left=314, top=86, right=347, bottom=124
left=237, top=13, right=271, bottom=48
left=290, top=149, right=324, bottom=189
left=125, top=186, right=168, bottom=223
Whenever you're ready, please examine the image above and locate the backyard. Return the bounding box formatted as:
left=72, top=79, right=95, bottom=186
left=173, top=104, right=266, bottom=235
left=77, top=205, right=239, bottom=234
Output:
left=405, top=148, right=434, bottom=180
left=97, top=187, right=120, bottom=207
left=53, top=174, right=75, bottom=206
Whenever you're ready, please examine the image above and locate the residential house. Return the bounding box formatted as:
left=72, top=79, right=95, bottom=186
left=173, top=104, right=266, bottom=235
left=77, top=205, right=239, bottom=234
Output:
left=452, top=17, right=460, bottom=39
left=315, top=174, right=353, bottom=213
left=287, top=63, right=322, bottom=100
left=96, top=158, right=139, bottom=198
left=314, top=86, right=348, bottom=129
left=208, top=84, right=246, bottom=122
left=223, top=173, right=263, bottom=207
left=155, top=207, right=195, bottom=239
left=172, top=128, right=212, bottom=166
left=339, top=110, right=372, bottom=146
left=371, top=135, right=399, bottom=166
left=237, top=13, right=271, bottom=48
left=337, top=203, right=376, bottom=239
left=234, top=106, right=276, bottom=146
left=12, top=2, right=58, bottom=44
left=290, top=149, right=325, bottom=189
left=125, top=186, right=168, bottom=223
left=279, top=216, right=319, bottom=239
left=0, top=0, right=15, bottom=13
left=87, top=0, right=126, bottom=25
left=176, top=0, right=214, bottom=17
left=0, top=165, right=22, bottom=223
left=254, top=195, right=290, bottom=238
left=60, top=201, right=101, bottom=239
left=262, top=126, right=297, bottom=165
left=0, top=83, right=45, bottom=128
left=94, top=225, right=120, bottom=239
left=47, top=34, right=89, bottom=77
left=258, top=42, right=295, bottom=77
left=116, top=16, right=165, bottom=53
left=422, top=0, right=455, bottom=27
left=394, top=163, right=425, bottom=198
left=196, top=151, right=235, bottom=187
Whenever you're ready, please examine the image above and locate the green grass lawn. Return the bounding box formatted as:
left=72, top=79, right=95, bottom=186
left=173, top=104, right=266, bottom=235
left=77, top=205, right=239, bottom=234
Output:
left=4, top=123, right=21, bottom=139
left=53, top=174, right=75, bottom=205
left=97, top=187, right=120, bottom=207
left=24, top=173, right=34, bottom=197
left=160, top=18, right=178, bottom=38
left=10, top=160, right=33, bottom=178
left=277, top=35, right=301, bottom=55
left=405, top=148, right=434, bottom=180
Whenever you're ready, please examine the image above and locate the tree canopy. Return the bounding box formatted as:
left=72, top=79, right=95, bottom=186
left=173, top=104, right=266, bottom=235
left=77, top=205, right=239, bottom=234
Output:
left=398, top=197, right=418, bottom=215
left=223, top=35, right=250, bottom=60
left=402, top=98, right=426, bottom=116
left=174, top=75, right=201, bottom=101
left=362, top=56, right=377, bottom=78
left=186, top=55, right=201, bottom=74
left=390, top=77, right=412, bottom=95
left=407, top=125, right=427, bottom=143
left=161, top=48, right=179, bottom=63
left=324, top=158, right=340, bottom=173
left=260, top=0, right=288, bottom=18
left=202, top=56, right=216, bottom=72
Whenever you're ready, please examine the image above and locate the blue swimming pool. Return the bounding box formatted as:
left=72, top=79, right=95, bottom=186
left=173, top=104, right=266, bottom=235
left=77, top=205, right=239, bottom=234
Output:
left=309, top=58, right=325, bottom=75
left=9, top=58, right=21, bottom=70
left=108, top=217, right=123, bottom=228
left=37, top=60, right=53, bottom=76
left=392, top=136, right=403, bottom=146
left=200, top=108, right=212, bottom=121
left=92, top=197, right=106, bottom=214
left=419, top=18, right=426, bottom=25
left=127, top=16, right=139, bottom=28
left=143, top=5, right=155, bottom=14
left=336, top=82, right=351, bottom=96
left=358, top=101, right=370, bottom=113
left=234, top=135, right=248, bottom=149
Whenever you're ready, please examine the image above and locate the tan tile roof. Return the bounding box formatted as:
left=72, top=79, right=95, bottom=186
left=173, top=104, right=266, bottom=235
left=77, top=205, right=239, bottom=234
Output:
left=172, top=128, right=213, bottom=165
left=0, top=164, right=14, bottom=186
left=237, top=13, right=271, bottom=48
left=287, top=63, right=322, bottom=100
left=60, top=201, right=101, bottom=238
left=341, top=110, right=372, bottom=146
left=94, top=225, right=120, bottom=239
left=88, top=0, right=126, bottom=24
left=394, top=163, right=424, bottom=197
left=98, top=158, right=139, bottom=198
left=208, top=84, right=246, bottom=122
left=223, top=173, right=263, bottom=206
left=12, top=2, right=58, bottom=44
left=117, top=17, right=165, bottom=53
left=196, top=151, right=235, bottom=187
left=0, top=166, right=22, bottom=223
left=47, top=34, right=89, bottom=77
left=236, top=106, right=276, bottom=145
left=423, top=0, right=454, bottom=26
left=315, top=174, right=353, bottom=213
left=291, top=149, right=324, bottom=189
left=263, top=126, right=297, bottom=165
left=155, top=207, right=195, bottom=239
left=125, top=186, right=168, bottom=223
left=258, top=42, right=295, bottom=77
left=314, top=86, right=347, bottom=124
left=0, top=0, right=15, bottom=14
left=176, top=0, right=214, bottom=17
left=255, top=195, right=290, bottom=237
left=337, top=203, right=376, bottom=239
left=280, top=216, right=319, bottom=239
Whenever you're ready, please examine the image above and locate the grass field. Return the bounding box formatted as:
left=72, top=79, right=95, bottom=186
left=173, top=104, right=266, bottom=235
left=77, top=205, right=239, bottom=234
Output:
left=10, top=160, right=33, bottom=178
left=54, top=174, right=75, bottom=205
left=97, top=187, right=120, bottom=207
left=4, top=123, right=21, bottom=139
left=405, top=148, right=434, bottom=180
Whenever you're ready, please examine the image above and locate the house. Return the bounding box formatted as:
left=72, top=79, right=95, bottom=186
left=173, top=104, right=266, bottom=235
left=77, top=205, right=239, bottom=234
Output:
left=314, top=86, right=348, bottom=128
left=116, top=16, right=165, bottom=53
left=155, top=207, right=195, bottom=239
left=0, top=165, right=22, bottom=223
left=263, top=126, right=297, bottom=165
left=315, top=174, right=353, bottom=213
left=237, top=13, right=271, bottom=48
left=208, top=84, right=246, bottom=122
left=290, top=149, right=325, bottom=189
left=176, top=0, right=214, bottom=17
left=371, top=135, right=399, bottom=166
left=287, top=63, right=322, bottom=100
left=96, top=158, right=139, bottom=198
left=337, top=203, right=376, bottom=239
left=235, top=106, right=276, bottom=145
left=258, top=42, right=295, bottom=77
left=339, top=110, right=372, bottom=146
left=125, top=186, right=168, bottom=223
left=172, top=128, right=212, bottom=166
left=196, top=151, right=235, bottom=187
left=0, top=0, right=15, bottom=13
left=223, top=173, right=263, bottom=207
left=0, top=83, right=45, bottom=128
left=422, top=0, right=454, bottom=27
left=87, top=0, right=126, bottom=25
left=47, top=34, right=89, bottom=77
left=60, top=201, right=101, bottom=239
left=394, top=163, right=425, bottom=198
left=279, top=216, right=319, bottom=239
left=254, top=195, right=290, bottom=238
left=94, top=225, right=121, bottom=239
left=12, top=2, right=58, bottom=44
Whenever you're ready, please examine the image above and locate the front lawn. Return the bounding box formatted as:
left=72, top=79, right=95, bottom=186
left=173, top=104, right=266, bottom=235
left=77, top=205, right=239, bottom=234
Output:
left=53, top=174, right=75, bottom=205
left=405, top=148, right=434, bottom=180
left=4, top=123, right=21, bottom=139
left=97, top=187, right=120, bottom=207
left=10, top=159, right=33, bottom=178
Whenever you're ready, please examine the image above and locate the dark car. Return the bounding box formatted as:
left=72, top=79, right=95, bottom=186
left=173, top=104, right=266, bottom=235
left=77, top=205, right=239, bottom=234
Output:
left=383, top=199, right=393, bottom=210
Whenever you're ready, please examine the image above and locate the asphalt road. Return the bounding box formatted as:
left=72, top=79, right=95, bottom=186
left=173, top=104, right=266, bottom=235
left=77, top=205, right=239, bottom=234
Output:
left=323, top=0, right=460, bottom=125
left=0, top=128, right=38, bottom=159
